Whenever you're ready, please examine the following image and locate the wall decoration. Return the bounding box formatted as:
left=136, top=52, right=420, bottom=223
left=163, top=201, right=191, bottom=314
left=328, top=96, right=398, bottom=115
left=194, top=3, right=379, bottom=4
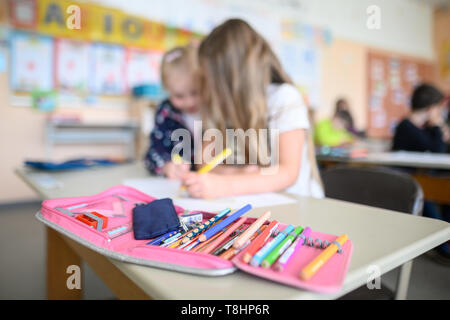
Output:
left=10, top=32, right=54, bottom=92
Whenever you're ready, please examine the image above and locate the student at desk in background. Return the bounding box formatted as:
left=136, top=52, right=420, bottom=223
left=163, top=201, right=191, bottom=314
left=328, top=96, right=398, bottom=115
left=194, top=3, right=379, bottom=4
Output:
left=145, top=45, right=200, bottom=179
left=392, top=83, right=450, bottom=261
left=392, top=83, right=449, bottom=153
left=313, top=110, right=355, bottom=147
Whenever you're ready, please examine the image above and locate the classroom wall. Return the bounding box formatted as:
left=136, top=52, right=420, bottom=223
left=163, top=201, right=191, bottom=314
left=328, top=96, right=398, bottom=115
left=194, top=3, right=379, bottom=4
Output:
left=0, top=0, right=441, bottom=203
left=433, top=7, right=450, bottom=93
left=93, top=0, right=436, bottom=130
left=318, top=39, right=368, bottom=130
left=95, top=0, right=435, bottom=60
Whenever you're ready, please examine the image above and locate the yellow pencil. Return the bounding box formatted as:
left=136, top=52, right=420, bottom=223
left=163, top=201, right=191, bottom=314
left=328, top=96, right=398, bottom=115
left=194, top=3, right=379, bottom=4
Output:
left=299, top=234, right=348, bottom=281
left=179, top=148, right=232, bottom=193
left=198, top=148, right=232, bottom=174
left=172, top=153, right=183, bottom=165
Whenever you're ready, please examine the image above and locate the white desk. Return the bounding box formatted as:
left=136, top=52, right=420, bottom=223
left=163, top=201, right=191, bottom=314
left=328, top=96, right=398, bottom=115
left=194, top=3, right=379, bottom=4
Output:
left=317, top=150, right=450, bottom=205
left=317, top=151, right=450, bottom=170
left=16, top=163, right=450, bottom=300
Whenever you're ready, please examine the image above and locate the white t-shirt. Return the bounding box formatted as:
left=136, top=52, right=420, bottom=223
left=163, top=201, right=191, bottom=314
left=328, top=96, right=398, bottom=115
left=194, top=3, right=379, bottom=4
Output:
left=181, top=111, right=202, bottom=141
left=266, top=83, right=324, bottom=199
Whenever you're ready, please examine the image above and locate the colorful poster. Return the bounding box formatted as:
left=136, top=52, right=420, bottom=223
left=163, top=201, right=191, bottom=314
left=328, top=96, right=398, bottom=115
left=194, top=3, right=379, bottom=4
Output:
left=55, top=39, right=90, bottom=91
left=10, top=32, right=54, bottom=92
left=89, top=44, right=125, bottom=95
left=125, top=48, right=163, bottom=90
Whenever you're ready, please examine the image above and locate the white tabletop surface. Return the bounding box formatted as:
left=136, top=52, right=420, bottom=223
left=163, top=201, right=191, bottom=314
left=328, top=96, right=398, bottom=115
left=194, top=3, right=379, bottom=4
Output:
left=317, top=151, right=450, bottom=170
left=16, top=163, right=450, bottom=299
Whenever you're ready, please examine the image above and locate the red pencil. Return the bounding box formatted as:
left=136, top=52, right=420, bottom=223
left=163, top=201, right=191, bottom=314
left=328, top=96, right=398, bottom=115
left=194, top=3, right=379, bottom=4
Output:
left=220, top=225, right=266, bottom=260
left=242, top=220, right=279, bottom=263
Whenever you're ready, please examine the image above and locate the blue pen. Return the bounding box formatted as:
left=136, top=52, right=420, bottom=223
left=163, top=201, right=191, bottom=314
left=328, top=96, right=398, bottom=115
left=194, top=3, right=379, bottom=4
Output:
left=250, top=224, right=295, bottom=267
left=198, top=204, right=252, bottom=242
left=147, top=229, right=181, bottom=245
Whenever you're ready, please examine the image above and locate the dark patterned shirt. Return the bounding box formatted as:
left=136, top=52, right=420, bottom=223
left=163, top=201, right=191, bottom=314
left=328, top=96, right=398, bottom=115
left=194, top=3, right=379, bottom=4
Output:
left=144, top=99, right=195, bottom=175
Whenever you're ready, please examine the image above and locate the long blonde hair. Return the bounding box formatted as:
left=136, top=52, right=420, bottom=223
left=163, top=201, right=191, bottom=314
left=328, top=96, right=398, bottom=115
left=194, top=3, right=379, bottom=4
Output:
left=198, top=19, right=322, bottom=187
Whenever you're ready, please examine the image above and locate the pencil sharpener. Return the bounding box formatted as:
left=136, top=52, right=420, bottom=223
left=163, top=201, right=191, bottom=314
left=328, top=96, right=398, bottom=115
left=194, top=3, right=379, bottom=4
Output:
left=76, top=212, right=108, bottom=231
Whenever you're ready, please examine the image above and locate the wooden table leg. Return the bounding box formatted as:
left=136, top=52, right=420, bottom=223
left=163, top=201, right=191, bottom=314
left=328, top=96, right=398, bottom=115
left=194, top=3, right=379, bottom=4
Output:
left=46, top=227, right=83, bottom=300
left=62, top=235, right=151, bottom=300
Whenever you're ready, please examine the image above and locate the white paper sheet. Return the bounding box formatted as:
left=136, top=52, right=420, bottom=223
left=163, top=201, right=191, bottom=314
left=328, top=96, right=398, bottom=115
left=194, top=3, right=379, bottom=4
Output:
left=123, top=177, right=297, bottom=212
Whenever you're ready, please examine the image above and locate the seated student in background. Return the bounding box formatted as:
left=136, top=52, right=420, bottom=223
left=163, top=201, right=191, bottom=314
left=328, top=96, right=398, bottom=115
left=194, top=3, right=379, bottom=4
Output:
left=392, top=83, right=449, bottom=261
left=335, top=98, right=365, bottom=137
left=392, top=83, right=447, bottom=153
left=145, top=45, right=200, bottom=179
left=180, top=19, right=324, bottom=199
left=314, top=110, right=355, bottom=147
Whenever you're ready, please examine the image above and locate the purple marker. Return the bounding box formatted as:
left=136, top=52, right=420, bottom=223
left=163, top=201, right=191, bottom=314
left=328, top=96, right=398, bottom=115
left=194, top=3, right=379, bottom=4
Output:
left=273, top=227, right=312, bottom=272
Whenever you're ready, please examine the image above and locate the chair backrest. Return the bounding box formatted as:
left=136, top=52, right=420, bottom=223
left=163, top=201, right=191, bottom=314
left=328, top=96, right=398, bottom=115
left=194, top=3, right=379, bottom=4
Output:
left=321, top=166, right=424, bottom=215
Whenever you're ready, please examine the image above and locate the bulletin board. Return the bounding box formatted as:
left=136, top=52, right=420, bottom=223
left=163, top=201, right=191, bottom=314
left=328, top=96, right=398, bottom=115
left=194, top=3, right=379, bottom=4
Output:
left=367, top=49, right=434, bottom=138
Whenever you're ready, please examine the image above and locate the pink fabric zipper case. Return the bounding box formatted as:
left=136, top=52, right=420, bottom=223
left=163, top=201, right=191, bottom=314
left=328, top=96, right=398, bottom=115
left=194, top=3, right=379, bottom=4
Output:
left=36, top=185, right=353, bottom=293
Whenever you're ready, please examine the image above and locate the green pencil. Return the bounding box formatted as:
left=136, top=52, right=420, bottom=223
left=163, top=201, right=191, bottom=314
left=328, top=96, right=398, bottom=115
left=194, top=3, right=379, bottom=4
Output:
left=261, top=226, right=304, bottom=268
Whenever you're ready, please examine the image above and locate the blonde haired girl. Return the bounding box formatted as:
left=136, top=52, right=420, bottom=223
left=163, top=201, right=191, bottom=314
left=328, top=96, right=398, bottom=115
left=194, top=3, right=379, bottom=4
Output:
left=145, top=44, right=201, bottom=178
left=181, top=19, right=323, bottom=199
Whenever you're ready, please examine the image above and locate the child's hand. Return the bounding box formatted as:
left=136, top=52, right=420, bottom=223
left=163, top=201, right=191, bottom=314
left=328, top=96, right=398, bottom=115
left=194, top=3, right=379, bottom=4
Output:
left=163, top=161, right=190, bottom=180
left=428, top=106, right=445, bottom=127
left=181, top=172, right=226, bottom=199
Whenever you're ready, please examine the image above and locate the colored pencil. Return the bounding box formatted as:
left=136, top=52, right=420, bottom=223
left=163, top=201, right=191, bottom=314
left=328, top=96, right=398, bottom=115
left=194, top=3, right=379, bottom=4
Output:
left=200, top=217, right=247, bottom=254
left=181, top=208, right=231, bottom=244
left=199, top=204, right=252, bottom=242
left=146, top=229, right=181, bottom=246
left=178, top=235, right=199, bottom=250
left=250, top=225, right=295, bottom=266
left=274, top=227, right=312, bottom=272
left=242, top=221, right=279, bottom=264
left=165, top=229, right=193, bottom=248
left=193, top=232, right=224, bottom=252
left=219, top=225, right=266, bottom=260
left=197, top=148, right=233, bottom=174
left=233, top=211, right=271, bottom=249
left=179, top=148, right=232, bottom=192
left=261, top=226, right=304, bottom=268
left=212, top=227, right=248, bottom=256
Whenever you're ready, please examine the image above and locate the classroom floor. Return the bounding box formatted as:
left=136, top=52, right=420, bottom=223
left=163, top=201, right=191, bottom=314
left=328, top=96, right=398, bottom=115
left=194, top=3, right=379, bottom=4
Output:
left=0, top=202, right=449, bottom=300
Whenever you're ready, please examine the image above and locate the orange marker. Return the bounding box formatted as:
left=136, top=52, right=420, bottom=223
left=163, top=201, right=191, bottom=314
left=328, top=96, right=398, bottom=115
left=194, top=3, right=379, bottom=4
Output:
left=299, top=234, right=348, bottom=281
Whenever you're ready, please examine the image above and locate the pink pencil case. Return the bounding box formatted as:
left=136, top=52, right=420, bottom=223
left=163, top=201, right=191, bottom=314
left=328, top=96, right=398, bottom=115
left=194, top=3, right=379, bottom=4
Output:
left=36, top=185, right=353, bottom=293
